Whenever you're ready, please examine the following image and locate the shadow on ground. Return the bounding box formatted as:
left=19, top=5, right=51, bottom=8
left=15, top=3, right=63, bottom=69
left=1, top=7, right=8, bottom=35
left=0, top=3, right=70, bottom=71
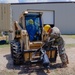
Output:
left=4, top=54, right=62, bottom=75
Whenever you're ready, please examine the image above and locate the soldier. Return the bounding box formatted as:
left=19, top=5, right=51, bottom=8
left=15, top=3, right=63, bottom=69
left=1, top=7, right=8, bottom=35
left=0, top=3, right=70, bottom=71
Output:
left=43, top=25, right=69, bottom=68
left=26, top=19, right=37, bottom=41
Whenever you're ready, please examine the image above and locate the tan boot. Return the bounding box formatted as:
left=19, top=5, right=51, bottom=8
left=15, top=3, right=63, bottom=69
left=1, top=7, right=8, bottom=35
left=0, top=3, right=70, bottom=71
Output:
left=66, top=54, right=69, bottom=64
left=47, top=69, right=50, bottom=73
left=61, top=62, right=67, bottom=68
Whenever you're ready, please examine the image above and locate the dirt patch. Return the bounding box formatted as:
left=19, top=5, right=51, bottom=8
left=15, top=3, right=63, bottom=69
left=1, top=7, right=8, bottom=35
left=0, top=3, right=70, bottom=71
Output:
left=0, top=45, right=75, bottom=75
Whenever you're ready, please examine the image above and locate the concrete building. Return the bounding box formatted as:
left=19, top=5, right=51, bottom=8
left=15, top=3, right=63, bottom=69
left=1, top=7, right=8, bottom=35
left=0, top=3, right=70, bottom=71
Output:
left=11, top=2, right=75, bottom=34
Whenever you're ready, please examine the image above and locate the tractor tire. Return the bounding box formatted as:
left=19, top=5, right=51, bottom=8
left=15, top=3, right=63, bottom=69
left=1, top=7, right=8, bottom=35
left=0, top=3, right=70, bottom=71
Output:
left=10, top=39, right=23, bottom=65
left=10, top=40, right=15, bottom=58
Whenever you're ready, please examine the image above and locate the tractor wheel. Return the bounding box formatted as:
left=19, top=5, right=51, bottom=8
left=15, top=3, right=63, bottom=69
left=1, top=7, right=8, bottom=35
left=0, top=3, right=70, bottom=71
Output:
left=10, top=39, right=23, bottom=65
left=10, top=40, right=15, bottom=58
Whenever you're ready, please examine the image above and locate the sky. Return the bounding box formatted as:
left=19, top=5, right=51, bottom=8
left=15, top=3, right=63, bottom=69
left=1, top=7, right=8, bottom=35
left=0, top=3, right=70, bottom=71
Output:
left=0, top=0, right=75, bottom=3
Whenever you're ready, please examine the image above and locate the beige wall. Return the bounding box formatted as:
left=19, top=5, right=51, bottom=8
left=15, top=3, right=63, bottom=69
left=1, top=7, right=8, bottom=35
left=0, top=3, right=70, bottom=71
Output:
left=0, top=4, right=12, bottom=31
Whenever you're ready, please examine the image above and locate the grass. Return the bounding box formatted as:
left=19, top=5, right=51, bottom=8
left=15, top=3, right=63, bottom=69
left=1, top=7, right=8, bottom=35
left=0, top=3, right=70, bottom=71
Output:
left=62, top=35, right=75, bottom=48
left=62, top=35, right=75, bottom=39
left=0, top=44, right=10, bottom=48
left=65, top=44, right=75, bottom=48
left=68, top=35, right=75, bottom=39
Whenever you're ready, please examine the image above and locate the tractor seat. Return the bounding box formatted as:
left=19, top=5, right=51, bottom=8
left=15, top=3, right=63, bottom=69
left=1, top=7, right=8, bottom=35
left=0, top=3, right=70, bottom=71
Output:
left=29, top=42, right=43, bottom=49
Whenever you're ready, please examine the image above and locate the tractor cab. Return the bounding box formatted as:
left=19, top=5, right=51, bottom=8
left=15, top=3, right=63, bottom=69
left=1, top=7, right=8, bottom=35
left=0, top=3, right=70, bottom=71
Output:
left=25, top=12, right=42, bottom=42
left=20, top=11, right=43, bottom=50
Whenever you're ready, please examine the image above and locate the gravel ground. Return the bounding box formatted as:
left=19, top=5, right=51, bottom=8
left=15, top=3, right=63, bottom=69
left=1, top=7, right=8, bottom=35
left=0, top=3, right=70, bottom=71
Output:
left=0, top=35, right=75, bottom=75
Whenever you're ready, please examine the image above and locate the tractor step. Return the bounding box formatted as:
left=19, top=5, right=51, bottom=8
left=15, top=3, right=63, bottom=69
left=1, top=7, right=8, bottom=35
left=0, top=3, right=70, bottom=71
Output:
left=31, top=59, right=41, bottom=64
left=32, top=56, right=40, bottom=59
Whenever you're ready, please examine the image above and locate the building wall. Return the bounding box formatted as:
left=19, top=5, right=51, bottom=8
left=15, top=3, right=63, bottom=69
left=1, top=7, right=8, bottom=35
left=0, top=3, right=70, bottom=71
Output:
left=11, top=2, right=75, bottom=34
left=0, top=4, right=12, bottom=31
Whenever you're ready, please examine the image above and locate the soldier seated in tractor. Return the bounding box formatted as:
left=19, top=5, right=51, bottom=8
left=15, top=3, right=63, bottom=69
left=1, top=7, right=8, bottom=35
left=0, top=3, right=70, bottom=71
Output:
left=43, top=25, right=69, bottom=68
left=26, top=19, right=41, bottom=42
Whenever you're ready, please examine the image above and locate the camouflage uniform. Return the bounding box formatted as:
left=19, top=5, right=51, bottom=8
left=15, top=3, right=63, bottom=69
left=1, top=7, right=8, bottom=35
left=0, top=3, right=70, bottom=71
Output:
left=48, top=27, right=69, bottom=67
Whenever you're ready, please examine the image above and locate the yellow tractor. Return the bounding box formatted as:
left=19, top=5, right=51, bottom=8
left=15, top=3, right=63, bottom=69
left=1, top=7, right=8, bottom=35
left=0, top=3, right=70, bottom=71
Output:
left=10, top=11, right=57, bottom=72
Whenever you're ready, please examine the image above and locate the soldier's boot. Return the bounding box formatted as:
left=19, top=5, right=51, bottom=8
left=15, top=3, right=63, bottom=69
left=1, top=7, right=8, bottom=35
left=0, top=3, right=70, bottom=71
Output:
left=62, top=62, right=67, bottom=68
left=66, top=54, right=69, bottom=64
left=60, top=54, right=68, bottom=68
left=47, top=69, right=50, bottom=73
